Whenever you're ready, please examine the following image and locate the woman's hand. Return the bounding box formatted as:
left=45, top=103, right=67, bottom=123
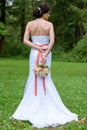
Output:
left=37, top=46, right=48, bottom=64
left=40, top=46, right=48, bottom=52
left=41, top=53, right=47, bottom=64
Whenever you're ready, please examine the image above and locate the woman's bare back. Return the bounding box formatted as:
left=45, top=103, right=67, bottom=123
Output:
left=28, top=19, right=52, bottom=36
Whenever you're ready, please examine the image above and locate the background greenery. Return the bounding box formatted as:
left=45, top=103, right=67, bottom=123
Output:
left=0, top=1, right=87, bottom=129
left=0, top=0, right=87, bottom=62
left=0, top=58, right=87, bottom=130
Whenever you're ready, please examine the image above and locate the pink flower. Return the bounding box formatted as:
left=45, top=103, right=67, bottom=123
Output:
left=33, top=64, right=50, bottom=77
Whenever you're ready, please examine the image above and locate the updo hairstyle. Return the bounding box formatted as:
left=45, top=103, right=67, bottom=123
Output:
left=33, top=3, right=50, bottom=18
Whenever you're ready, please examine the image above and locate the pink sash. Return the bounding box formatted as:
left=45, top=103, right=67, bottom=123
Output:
left=34, top=44, right=48, bottom=96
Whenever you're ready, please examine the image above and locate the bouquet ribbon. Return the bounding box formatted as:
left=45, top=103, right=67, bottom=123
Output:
left=34, top=44, right=48, bottom=96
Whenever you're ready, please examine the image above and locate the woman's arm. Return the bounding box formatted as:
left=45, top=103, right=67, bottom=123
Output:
left=44, top=23, right=55, bottom=57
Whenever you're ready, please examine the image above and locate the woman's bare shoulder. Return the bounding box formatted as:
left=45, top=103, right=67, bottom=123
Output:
left=27, top=19, right=53, bottom=25
left=45, top=21, right=53, bottom=27
left=26, top=20, right=35, bottom=26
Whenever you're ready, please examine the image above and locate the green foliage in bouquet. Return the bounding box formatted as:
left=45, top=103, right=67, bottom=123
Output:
left=33, top=64, right=50, bottom=77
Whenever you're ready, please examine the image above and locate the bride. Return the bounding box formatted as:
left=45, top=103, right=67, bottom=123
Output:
left=11, top=3, right=78, bottom=128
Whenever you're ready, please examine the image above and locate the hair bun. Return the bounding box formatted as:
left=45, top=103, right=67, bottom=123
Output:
left=33, top=7, right=42, bottom=18
left=33, top=4, right=50, bottom=18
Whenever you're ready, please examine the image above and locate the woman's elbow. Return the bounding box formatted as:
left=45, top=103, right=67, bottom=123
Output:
left=23, top=38, right=26, bottom=45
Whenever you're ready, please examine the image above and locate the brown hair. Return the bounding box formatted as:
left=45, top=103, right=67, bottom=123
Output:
left=33, top=3, right=50, bottom=18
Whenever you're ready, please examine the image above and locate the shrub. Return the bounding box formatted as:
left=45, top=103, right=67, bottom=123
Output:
left=4, top=38, right=30, bottom=58
left=69, top=33, right=87, bottom=62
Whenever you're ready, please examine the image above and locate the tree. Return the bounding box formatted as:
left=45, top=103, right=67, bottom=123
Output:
left=0, top=0, right=6, bottom=54
left=21, top=0, right=25, bottom=41
left=46, top=0, right=86, bottom=52
left=0, top=0, right=13, bottom=55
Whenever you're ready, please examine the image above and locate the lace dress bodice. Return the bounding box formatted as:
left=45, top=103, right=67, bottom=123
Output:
left=31, top=36, right=50, bottom=45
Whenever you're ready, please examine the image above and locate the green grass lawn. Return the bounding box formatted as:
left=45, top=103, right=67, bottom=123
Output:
left=0, top=58, right=87, bottom=130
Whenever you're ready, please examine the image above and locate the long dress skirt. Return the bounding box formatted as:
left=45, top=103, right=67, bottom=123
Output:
left=11, top=36, right=78, bottom=128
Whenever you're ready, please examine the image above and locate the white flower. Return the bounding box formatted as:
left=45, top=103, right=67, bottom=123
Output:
left=33, top=64, right=50, bottom=77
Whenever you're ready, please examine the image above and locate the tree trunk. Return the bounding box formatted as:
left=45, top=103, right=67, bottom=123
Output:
left=21, top=0, right=25, bottom=42
left=0, top=37, right=4, bottom=55
left=75, top=20, right=85, bottom=39
left=0, top=0, right=5, bottom=55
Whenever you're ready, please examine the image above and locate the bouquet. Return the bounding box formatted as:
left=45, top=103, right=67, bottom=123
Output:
left=33, top=64, right=50, bottom=77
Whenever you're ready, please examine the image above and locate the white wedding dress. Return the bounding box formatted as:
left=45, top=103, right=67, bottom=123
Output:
left=11, top=36, right=78, bottom=128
